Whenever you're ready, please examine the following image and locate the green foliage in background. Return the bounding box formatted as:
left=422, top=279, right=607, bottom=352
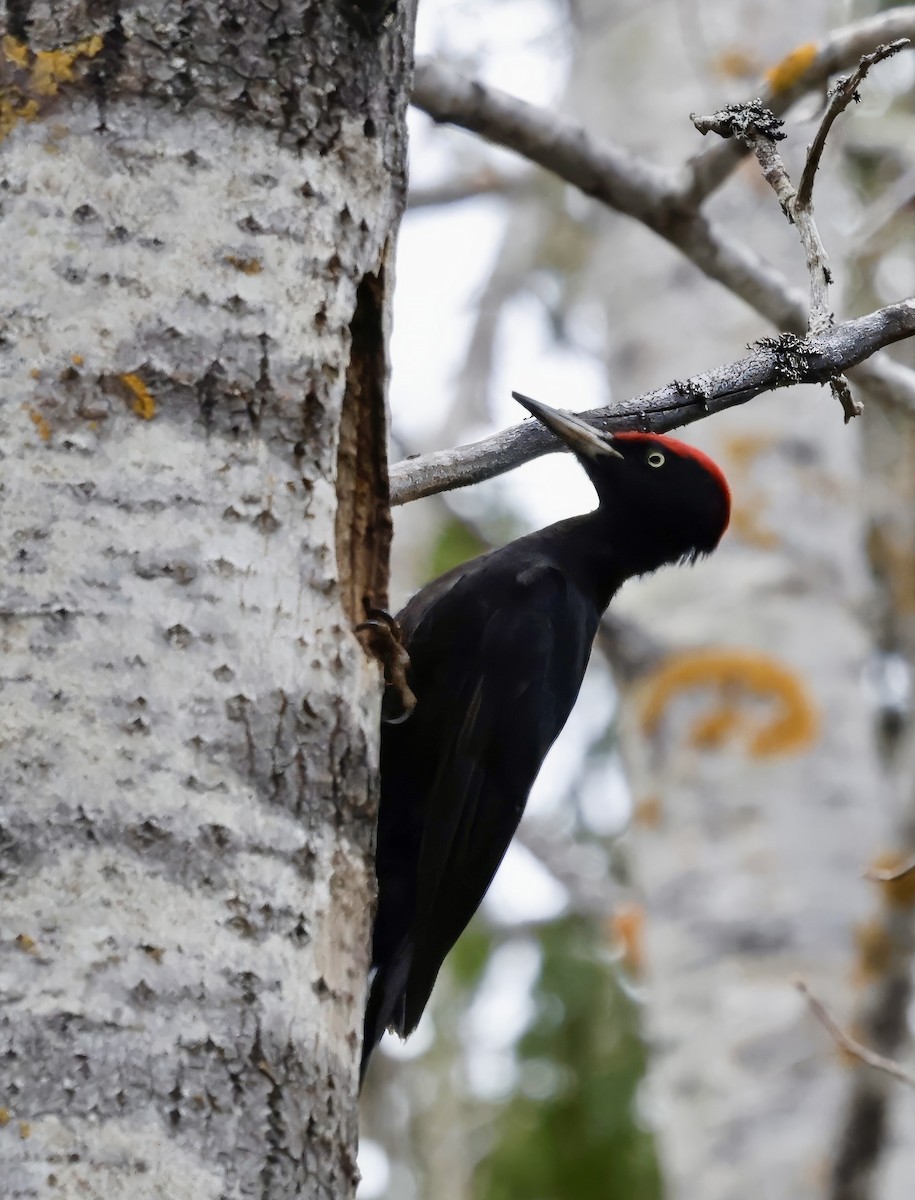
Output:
left=475, top=915, right=661, bottom=1200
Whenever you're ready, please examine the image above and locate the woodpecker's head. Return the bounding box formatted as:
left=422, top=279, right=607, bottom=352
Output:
left=514, top=392, right=731, bottom=571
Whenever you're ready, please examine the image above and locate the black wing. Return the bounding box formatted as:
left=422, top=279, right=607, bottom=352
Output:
left=371, top=554, right=599, bottom=1049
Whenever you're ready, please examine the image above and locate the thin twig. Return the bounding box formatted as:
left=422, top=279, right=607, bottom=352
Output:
left=865, top=853, right=915, bottom=882
left=390, top=300, right=915, bottom=505
left=411, top=56, right=915, bottom=417
left=683, top=8, right=915, bottom=204
left=690, top=41, right=908, bottom=407
left=689, top=64, right=906, bottom=422
left=796, top=980, right=915, bottom=1086
left=797, top=39, right=910, bottom=208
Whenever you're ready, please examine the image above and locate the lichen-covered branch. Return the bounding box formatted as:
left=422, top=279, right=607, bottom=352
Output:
left=684, top=8, right=915, bottom=203
left=411, top=54, right=915, bottom=417
left=692, top=40, right=907, bottom=423
left=391, top=300, right=915, bottom=505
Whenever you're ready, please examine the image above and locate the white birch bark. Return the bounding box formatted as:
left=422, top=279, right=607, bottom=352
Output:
left=0, top=3, right=414, bottom=1196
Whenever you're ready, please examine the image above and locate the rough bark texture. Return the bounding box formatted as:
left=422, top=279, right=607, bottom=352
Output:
left=0, top=2, right=414, bottom=1196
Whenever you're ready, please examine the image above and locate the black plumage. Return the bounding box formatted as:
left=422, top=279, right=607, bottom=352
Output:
left=361, top=394, right=731, bottom=1083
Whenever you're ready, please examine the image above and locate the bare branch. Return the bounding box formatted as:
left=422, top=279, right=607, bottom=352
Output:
left=411, top=57, right=915, bottom=417
left=684, top=9, right=915, bottom=204
left=390, top=300, right=915, bottom=505
left=865, top=853, right=915, bottom=882
left=412, top=57, right=798, bottom=329
left=413, top=57, right=677, bottom=227
left=408, top=169, right=528, bottom=209
left=692, top=36, right=904, bottom=422
left=797, top=981, right=915, bottom=1087
left=797, top=39, right=910, bottom=208
left=691, top=101, right=847, bottom=410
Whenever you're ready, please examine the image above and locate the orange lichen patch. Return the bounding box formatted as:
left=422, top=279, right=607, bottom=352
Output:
left=15, top=932, right=38, bottom=953
left=18, top=1122, right=30, bottom=1140
left=29, top=368, right=41, bottom=379
left=610, top=903, right=646, bottom=977
left=638, top=648, right=819, bottom=758
left=224, top=254, right=263, bottom=275
left=71, top=353, right=84, bottom=366
left=0, top=1108, right=9, bottom=1127
left=26, top=408, right=51, bottom=442
left=120, top=373, right=156, bottom=420
left=0, top=33, right=103, bottom=142
left=713, top=48, right=761, bottom=79
left=690, top=703, right=751, bottom=749
left=852, top=917, right=893, bottom=986
left=867, top=851, right=915, bottom=908
left=0, top=92, right=39, bottom=141
left=31, top=36, right=104, bottom=97
left=765, top=42, right=818, bottom=93
left=632, top=794, right=663, bottom=828
left=729, top=506, right=779, bottom=550
left=2, top=35, right=29, bottom=68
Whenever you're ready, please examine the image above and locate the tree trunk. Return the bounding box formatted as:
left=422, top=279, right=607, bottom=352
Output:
left=0, top=3, right=414, bottom=1196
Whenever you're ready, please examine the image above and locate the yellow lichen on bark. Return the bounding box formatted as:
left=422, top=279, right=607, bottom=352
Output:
left=637, top=648, right=819, bottom=758
left=120, top=373, right=157, bottom=420
left=867, top=852, right=915, bottom=908
left=689, top=705, right=745, bottom=749
left=764, top=43, right=818, bottom=93
left=31, top=36, right=104, bottom=96
left=1, top=35, right=29, bottom=68
left=26, top=408, right=52, bottom=442
left=610, top=903, right=646, bottom=977
left=224, top=254, right=264, bottom=274
left=0, top=91, right=38, bottom=141
left=0, top=33, right=103, bottom=142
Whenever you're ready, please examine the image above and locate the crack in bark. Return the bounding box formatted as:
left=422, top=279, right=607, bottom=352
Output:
left=6, top=0, right=32, bottom=42
left=87, top=2, right=126, bottom=123
left=334, top=264, right=392, bottom=625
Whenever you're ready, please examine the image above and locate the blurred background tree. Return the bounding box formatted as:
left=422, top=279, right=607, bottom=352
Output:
left=360, top=2, right=915, bottom=1198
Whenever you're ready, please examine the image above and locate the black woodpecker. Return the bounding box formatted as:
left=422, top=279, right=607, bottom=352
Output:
left=361, top=392, right=731, bottom=1083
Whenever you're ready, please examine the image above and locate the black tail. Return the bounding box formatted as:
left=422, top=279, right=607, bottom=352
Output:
left=360, top=945, right=412, bottom=1089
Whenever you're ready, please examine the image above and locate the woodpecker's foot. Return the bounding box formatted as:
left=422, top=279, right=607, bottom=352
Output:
left=355, top=608, right=416, bottom=723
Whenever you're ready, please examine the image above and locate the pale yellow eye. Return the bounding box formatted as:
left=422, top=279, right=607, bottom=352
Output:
left=647, top=450, right=665, bottom=468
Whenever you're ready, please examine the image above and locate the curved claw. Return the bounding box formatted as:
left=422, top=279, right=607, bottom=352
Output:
left=355, top=608, right=417, bottom=723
